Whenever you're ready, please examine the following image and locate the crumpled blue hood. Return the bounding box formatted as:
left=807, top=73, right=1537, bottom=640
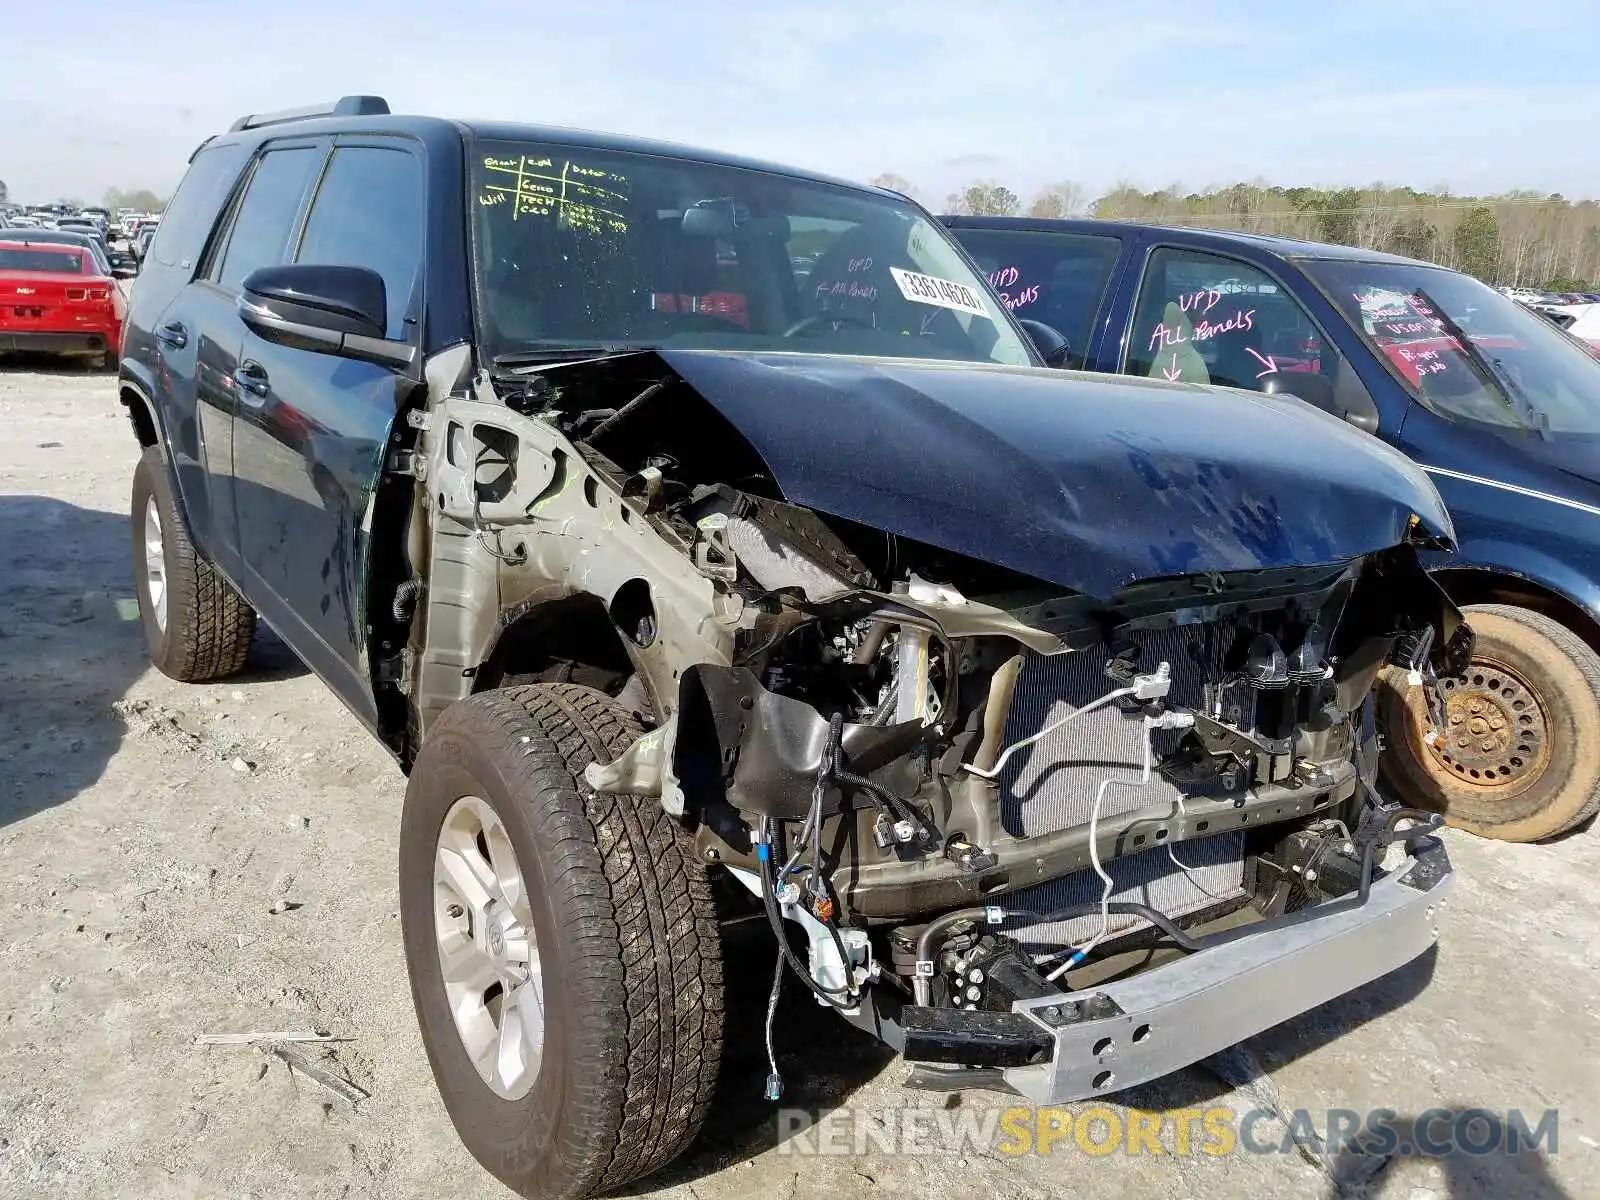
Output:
left=655, top=351, right=1454, bottom=600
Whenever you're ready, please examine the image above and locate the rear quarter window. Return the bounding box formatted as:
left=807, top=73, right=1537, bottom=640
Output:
left=148, top=140, right=251, bottom=271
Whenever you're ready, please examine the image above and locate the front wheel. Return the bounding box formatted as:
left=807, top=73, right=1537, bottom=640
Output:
left=400, top=683, right=724, bottom=1199
left=1378, top=603, right=1600, bottom=842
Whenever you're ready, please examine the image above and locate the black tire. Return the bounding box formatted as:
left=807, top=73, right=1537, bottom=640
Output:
left=400, top=683, right=724, bottom=1200
left=1378, top=603, right=1600, bottom=842
left=130, top=447, right=256, bottom=681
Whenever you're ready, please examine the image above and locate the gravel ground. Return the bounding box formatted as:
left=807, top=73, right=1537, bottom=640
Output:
left=1, top=364, right=1597, bottom=1200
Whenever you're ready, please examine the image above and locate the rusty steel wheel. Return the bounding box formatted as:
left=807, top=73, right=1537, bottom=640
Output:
left=1427, top=664, right=1550, bottom=788
left=1378, top=604, right=1600, bottom=842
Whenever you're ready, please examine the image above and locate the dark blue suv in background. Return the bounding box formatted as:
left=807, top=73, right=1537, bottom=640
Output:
left=946, top=216, right=1600, bottom=842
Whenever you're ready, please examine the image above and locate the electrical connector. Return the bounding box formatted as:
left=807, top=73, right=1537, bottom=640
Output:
left=873, top=813, right=896, bottom=848
left=764, top=1072, right=784, bottom=1101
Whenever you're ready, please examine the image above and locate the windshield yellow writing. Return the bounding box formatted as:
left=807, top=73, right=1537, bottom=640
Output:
left=477, top=156, right=629, bottom=235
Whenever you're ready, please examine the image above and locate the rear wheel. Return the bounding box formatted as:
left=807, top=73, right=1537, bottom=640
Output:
left=1378, top=603, right=1600, bottom=841
left=400, top=683, right=724, bottom=1199
left=130, top=447, right=256, bottom=681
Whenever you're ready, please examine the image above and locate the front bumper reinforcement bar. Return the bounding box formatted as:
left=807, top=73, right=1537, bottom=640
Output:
left=902, top=835, right=1450, bottom=1102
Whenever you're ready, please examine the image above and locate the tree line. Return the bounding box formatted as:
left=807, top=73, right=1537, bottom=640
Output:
left=103, top=187, right=167, bottom=213
left=872, top=175, right=1600, bottom=291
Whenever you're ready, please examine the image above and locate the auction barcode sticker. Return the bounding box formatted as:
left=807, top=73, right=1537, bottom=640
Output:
left=890, top=267, right=990, bottom=318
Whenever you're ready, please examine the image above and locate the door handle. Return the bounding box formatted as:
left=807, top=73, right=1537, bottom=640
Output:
left=155, top=321, right=187, bottom=349
left=233, top=359, right=271, bottom=399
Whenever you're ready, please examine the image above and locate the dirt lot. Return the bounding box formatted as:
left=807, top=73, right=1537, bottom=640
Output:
left=1, top=364, right=1598, bottom=1200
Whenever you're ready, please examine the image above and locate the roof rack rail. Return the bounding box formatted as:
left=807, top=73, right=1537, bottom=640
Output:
left=228, top=95, right=390, bottom=133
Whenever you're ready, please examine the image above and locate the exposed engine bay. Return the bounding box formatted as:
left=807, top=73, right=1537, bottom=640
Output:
left=398, top=346, right=1466, bottom=1100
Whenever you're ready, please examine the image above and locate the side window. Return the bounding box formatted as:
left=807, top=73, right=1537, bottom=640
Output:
left=295, top=145, right=425, bottom=338
left=1125, top=247, right=1329, bottom=391
left=952, top=229, right=1122, bottom=369
left=149, top=141, right=250, bottom=270
left=215, top=146, right=322, bottom=291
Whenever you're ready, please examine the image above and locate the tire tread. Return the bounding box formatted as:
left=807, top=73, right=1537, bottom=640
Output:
left=134, top=447, right=255, bottom=682
left=417, top=683, right=723, bottom=1197
left=1467, top=604, right=1600, bottom=834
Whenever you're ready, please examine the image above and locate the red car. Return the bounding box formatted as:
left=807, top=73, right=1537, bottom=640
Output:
left=0, top=239, right=126, bottom=367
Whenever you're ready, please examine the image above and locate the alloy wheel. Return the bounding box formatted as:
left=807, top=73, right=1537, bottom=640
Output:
left=433, top=795, right=545, bottom=1101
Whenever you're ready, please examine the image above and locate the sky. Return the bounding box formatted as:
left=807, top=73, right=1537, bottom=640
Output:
left=2, top=0, right=1599, bottom=206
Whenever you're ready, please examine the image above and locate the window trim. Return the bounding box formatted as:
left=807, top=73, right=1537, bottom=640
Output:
left=1118, top=240, right=1348, bottom=387
left=200, top=135, right=329, bottom=293
left=291, top=134, right=427, bottom=344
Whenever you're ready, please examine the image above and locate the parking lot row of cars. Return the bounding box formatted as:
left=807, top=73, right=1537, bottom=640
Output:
left=1499, top=286, right=1600, bottom=349
left=0, top=202, right=159, bottom=370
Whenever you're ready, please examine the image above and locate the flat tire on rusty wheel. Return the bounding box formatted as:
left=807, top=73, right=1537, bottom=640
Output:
left=1377, top=603, right=1600, bottom=842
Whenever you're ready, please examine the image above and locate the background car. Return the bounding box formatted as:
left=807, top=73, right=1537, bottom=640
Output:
left=130, top=224, right=158, bottom=263
left=54, top=216, right=114, bottom=258
left=0, top=237, right=125, bottom=368
left=0, top=227, right=118, bottom=277
left=946, top=215, right=1600, bottom=842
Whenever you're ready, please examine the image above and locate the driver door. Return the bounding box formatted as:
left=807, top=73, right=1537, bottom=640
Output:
left=231, top=140, right=427, bottom=727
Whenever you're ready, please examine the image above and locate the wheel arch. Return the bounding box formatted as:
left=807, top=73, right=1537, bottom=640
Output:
left=1431, top=566, right=1600, bottom=658
left=471, top=591, right=645, bottom=708
left=119, top=381, right=163, bottom=456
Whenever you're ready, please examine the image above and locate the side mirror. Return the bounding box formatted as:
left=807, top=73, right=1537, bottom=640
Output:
left=1259, top=370, right=1336, bottom=412
left=237, top=264, right=414, bottom=370
left=1017, top=318, right=1073, bottom=368
left=1259, top=369, right=1381, bottom=435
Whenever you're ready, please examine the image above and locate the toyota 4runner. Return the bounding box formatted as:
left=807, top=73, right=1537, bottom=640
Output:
left=122, top=96, right=1464, bottom=1199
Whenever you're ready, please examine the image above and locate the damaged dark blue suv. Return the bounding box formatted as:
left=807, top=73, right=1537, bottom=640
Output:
left=122, top=97, right=1462, bottom=1199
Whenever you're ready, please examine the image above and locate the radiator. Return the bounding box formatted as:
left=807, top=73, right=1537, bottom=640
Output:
left=996, top=628, right=1248, bottom=954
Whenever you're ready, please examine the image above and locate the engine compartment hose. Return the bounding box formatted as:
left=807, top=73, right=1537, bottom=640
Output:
left=392, top=578, right=426, bottom=625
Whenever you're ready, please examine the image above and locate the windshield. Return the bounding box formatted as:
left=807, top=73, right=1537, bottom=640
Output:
left=1306, top=259, right=1600, bottom=435
left=468, top=138, right=1032, bottom=367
